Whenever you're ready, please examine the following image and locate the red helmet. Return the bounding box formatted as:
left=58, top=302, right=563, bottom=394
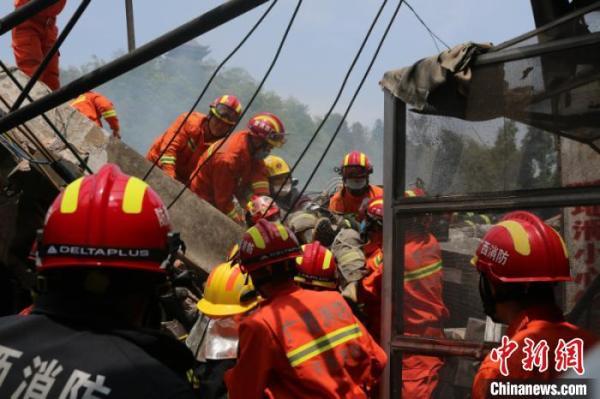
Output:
left=238, top=219, right=301, bottom=273
left=248, top=112, right=286, bottom=148
left=38, top=164, right=172, bottom=273
left=246, top=195, right=281, bottom=224
left=295, top=241, right=337, bottom=289
left=340, top=151, right=373, bottom=177
left=209, top=94, right=243, bottom=125
left=360, top=196, right=383, bottom=223
left=472, top=211, right=571, bottom=283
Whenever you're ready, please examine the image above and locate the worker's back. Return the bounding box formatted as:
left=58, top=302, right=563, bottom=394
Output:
left=0, top=313, right=197, bottom=399
left=226, top=285, right=386, bottom=399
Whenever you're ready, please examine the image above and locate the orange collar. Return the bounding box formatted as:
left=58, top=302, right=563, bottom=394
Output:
left=507, top=304, right=564, bottom=337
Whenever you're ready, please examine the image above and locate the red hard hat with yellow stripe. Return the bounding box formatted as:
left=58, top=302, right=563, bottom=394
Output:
left=38, top=164, right=172, bottom=273
left=295, top=241, right=337, bottom=289
left=472, top=211, right=571, bottom=283
left=340, top=151, right=373, bottom=176
left=248, top=112, right=286, bottom=148
left=210, top=94, right=243, bottom=125
left=238, top=219, right=301, bottom=273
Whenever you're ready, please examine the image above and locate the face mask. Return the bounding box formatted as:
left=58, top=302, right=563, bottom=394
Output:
left=345, top=178, right=367, bottom=191
left=272, top=181, right=292, bottom=197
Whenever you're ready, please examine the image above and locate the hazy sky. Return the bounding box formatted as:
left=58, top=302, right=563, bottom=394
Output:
left=0, top=0, right=535, bottom=127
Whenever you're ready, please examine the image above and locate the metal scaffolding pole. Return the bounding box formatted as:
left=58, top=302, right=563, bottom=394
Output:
left=0, top=0, right=61, bottom=36
left=0, top=0, right=269, bottom=134
left=11, top=0, right=92, bottom=111
left=125, top=0, right=136, bottom=52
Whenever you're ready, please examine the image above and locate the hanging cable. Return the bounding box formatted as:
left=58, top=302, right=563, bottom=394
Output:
left=0, top=60, right=93, bottom=173
left=263, top=0, right=389, bottom=218
left=167, top=0, right=303, bottom=210
left=143, top=0, right=278, bottom=181
left=285, top=0, right=404, bottom=219
left=404, top=0, right=450, bottom=51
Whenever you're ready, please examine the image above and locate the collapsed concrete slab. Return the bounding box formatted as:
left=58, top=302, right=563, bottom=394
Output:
left=0, top=68, right=242, bottom=274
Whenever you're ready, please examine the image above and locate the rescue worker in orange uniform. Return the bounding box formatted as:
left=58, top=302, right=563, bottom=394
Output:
left=329, top=151, right=383, bottom=218
left=225, top=219, right=387, bottom=398
left=294, top=241, right=338, bottom=291
left=190, top=112, right=284, bottom=222
left=146, top=95, right=242, bottom=183
left=471, top=211, right=598, bottom=399
left=359, top=195, right=449, bottom=398
left=12, top=0, right=66, bottom=90
left=70, top=91, right=121, bottom=138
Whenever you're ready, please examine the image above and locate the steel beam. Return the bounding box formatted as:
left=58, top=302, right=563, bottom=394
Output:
left=0, top=0, right=269, bottom=134
left=391, top=336, right=496, bottom=360
left=12, top=0, right=92, bottom=110
left=0, top=0, right=61, bottom=36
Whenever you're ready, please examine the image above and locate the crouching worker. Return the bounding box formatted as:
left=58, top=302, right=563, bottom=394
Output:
left=187, top=262, right=258, bottom=399
left=225, top=219, right=387, bottom=399
left=0, top=164, right=197, bottom=398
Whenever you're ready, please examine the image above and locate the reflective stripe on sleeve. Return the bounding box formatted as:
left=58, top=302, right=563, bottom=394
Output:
left=102, top=109, right=117, bottom=118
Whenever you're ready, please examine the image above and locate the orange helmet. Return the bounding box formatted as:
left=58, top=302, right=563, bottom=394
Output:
left=248, top=112, right=286, bottom=148
left=339, top=151, right=373, bottom=177
left=209, top=94, right=243, bottom=125
left=471, top=211, right=571, bottom=283
left=246, top=195, right=281, bottom=224
left=38, top=164, right=172, bottom=273
left=238, top=219, right=301, bottom=273
left=295, top=241, right=337, bottom=289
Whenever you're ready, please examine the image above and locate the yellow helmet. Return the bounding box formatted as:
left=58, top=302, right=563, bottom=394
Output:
left=196, top=262, right=258, bottom=317
left=264, top=155, right=291, bottom=178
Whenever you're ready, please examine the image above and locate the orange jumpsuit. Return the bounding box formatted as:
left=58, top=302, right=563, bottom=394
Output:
left=360, top=233, right=448, bottom=398
left=190, top=130, right=269, bottom=219
left=146, top=112, right=210, bottom=183
left=472, top=304, right=598, bottom=399
left=70, top=91, right=120, bottom=134
left=12, top=0, right=66, bottom=91
left=329, top=185, right=383, bottom=217
left=225, top=285, right=387, bottom=399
